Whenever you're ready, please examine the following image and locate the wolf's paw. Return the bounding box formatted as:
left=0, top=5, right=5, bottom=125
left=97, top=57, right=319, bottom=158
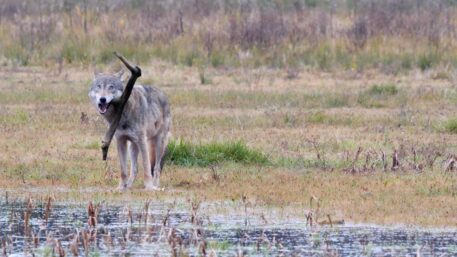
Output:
left=116, top=184, right=128, bottom=192
left=144, top=181, right=163, bottom=191
left=126, top=178, right=136, bottom=188
left=146, top=186, right=163, bottom=191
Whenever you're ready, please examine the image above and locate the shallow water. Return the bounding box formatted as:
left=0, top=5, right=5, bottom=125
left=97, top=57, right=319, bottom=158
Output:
left=1, top=201, right=456, bottom=256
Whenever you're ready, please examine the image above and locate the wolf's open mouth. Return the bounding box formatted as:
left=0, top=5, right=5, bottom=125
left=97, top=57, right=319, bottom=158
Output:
left=98, top=102, right=110, bottom=114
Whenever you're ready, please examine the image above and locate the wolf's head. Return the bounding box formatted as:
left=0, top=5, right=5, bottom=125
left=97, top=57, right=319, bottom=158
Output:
left=88, top=70, right=124, bottom=115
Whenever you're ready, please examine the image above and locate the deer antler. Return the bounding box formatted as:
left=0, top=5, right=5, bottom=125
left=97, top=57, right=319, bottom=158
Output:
left=101, top=52, right=142, bottom=160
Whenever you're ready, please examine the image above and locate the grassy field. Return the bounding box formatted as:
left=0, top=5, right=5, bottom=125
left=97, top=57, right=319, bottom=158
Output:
left=1, top=61, right=457, bottom=227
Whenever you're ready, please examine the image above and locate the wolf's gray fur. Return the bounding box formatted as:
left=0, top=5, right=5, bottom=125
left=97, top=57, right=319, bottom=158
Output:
left=89, top=70, right=171, bottom=190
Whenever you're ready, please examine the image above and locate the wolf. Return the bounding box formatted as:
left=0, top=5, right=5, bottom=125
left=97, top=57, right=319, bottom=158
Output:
left=89, top=70, right=171, bottom=191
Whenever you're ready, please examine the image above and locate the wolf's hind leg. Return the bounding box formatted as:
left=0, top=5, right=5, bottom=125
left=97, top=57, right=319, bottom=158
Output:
left=158, top=131, right=170, bottom=173
left=152, top=131, right=167, bottom=187
left=116, top=138, right=129, bottom=191
left=160, top=146, right=168, bottom=171
left=149, top=139, right=156, bottom=176
left=126, top=142, right=139, bottom=188
left=139, top=136, right=155, bottom=190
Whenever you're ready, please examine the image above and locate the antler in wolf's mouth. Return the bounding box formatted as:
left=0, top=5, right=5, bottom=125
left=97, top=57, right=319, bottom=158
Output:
left=98, top=102, right=110, bottom=114
left=101, top=52, right=142, bottom=160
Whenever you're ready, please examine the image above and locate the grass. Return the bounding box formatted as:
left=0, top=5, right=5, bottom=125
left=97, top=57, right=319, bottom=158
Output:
left=208, top=241, right=232, bottom=251
left=357, top=83, right=400, bottom=108
left=366, top=84, right=399, bottom=96
left=3, top=168, right=457, bottom=227
left=0, top=109, right=30, bottom=125
left=2, top=1, right=457, bottom=73
left=418, top=51, right=440, bottom=71
left=1, top=63, right=457, bottom=227
left=169, top=90, right=357, bottom=109
left=444, top=118, right=457, bottom=134
left=166, top=140, right=270, bottom=167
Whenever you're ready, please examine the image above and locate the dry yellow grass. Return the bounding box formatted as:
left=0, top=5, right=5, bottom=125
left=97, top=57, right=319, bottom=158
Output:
left=1, top=62, right=457, bottom=227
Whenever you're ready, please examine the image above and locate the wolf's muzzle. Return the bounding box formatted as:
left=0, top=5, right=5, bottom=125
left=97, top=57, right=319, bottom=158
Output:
left=98, top=100, right=110, bottom=114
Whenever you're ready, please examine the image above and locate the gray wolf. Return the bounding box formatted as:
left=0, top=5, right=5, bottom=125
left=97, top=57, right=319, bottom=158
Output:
left=89, top=70, right=171, bottom=191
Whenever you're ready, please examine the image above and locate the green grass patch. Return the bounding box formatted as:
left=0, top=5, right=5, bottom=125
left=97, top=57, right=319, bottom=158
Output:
left=165, top=139, right=270, bottom=167
left=165, top=139, right=353, bottom=170
left=323, top=94, right=351, bottom=108
left=418, top=52, right=440, bottom=71
left=443, top=118, right=457, bottom=134
left=0, top=84, right=87, bottom=105
left=307, top=111, right=327, bottom=123
left=366, top=84, right=398, bottom=95
left=0, top=109, right=30, bottom=125
left=357, top=83, right=399, bottom=108
left=169, top=89, right=353, bottom=109
left=306, top=111, right=361, bottom=126
left=208, top=240, right=232, bottom=251
left=71, top=140, right=101, bottom=150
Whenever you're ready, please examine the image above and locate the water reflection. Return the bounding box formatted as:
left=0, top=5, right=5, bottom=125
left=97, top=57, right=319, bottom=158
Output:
left=1, top=201, right=456, bottom=256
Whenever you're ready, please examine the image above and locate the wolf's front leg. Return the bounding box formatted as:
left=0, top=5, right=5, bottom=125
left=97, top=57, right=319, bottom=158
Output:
left=116, top=138, right=129, bottom=191
left=126, top=142, right=139, bottom=188
left=139, top=137, right=157, bottom=190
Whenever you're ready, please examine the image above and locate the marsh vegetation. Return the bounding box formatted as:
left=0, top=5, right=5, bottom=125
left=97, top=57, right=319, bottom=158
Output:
left=2, top=198, right=457, bottom=256
left=1, top=0, right=457, bottom=255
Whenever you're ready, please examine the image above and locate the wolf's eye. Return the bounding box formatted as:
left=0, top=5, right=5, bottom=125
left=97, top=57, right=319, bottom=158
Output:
left=108, top=85, right=114, bottom=90
left=96, top=84, right=102, bottom=89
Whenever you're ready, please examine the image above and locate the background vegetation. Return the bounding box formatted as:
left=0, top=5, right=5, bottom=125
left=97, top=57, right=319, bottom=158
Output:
left=1, top=0, right=457, bottom=72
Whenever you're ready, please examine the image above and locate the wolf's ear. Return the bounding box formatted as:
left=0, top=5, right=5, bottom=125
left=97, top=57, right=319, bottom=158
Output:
left=114, top=69, right=125, bottom=81
left=93, top=69, right=102, bottom=78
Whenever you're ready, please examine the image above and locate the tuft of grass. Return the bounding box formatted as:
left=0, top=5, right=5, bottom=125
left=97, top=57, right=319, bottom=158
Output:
left=307, top=111, right=327, bottom=124
left=209, top=51, right=226, bottom=68
left=400, top=54, right=414, bottom=70
left=418, top=53, right=435, bottom=71
left=198, top=67, right=212, bottom=85
left=443, top=118, right=457, bottom=134
left=283, top=113, right=299, bottom=127
left=70, top=140, right=100, bottom=150
left=208, top=240, right=232, bottom=251
left=366, top=84, right=398, bottom=96
left=326, top=95, right=350, bottom=108
left=357, top=83, right=399, bottom=108
left=165, top=139, right=270, bottom=167
left=432, top=71, right=451, bottom=80
left=0, top=109, right=30, bottom=125
left=315, top=44, right=333, bottom=71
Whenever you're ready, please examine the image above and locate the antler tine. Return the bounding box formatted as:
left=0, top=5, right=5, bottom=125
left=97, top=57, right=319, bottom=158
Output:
left=113, top=51, right=141, bottom=76
left=101, top=52, right=142, bottom=160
